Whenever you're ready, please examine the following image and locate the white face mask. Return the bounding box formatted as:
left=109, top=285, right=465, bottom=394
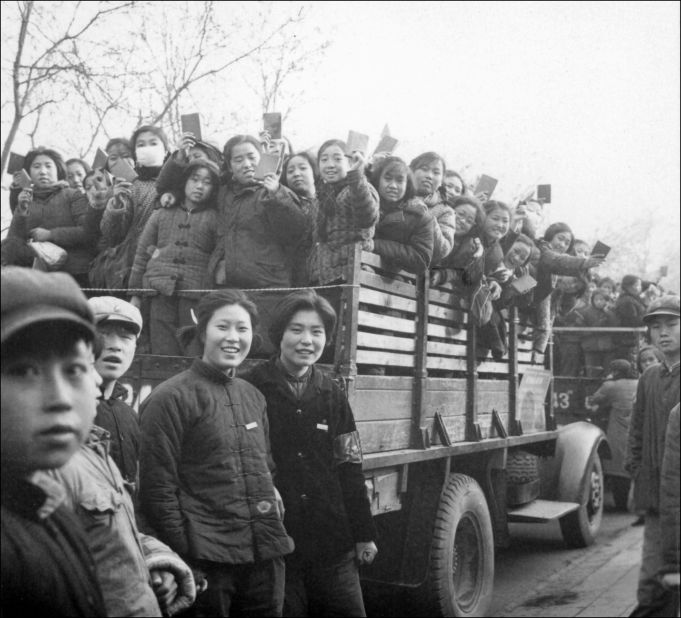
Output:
left=135, top=144, right=165, bottom=167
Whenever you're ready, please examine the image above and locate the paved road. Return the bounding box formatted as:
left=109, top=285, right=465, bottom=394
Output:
left=364, top=498, right=644, bottom=617
left=491, top=508, right=642, bottom=617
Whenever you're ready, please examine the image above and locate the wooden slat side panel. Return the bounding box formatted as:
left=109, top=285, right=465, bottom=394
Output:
left=427, top=340, right=467, bottom=357
left=357, top=331, right=415, bottom=353
left=358, top=288, right=418, bottom=314
left=359, top=271, right=417, bottom=299
left=354, top=376, right=414, bottom=390
left=477, top=389, right=510, bottom=416
left=358, top=310, right=415, bottom=334
left=427, top=323, right=467, bottom=341
left=352, top=388, right=413, bottom=422
left=357, top=349, right=415, bottom=368
left=358, top=419, right=412, bottom=453
left=361, top=251, right=416, bottom=281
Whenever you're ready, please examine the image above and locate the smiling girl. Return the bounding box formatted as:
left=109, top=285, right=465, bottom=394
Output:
left=244, top=290, right=377, bottom=616
left=128, top=160, right=220, bottom=355
left=408, top=152, right=455, bottom=267
left=308, top=139, right=379, bottom=285
left=209, top=135, right=309, bottom=289
left=140, top=289, right=293, bottom=617
left=370, top=156, right=435, bottom=274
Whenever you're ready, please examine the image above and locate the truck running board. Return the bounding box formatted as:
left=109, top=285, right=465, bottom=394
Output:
left=507, top=499, right=580, bottom=523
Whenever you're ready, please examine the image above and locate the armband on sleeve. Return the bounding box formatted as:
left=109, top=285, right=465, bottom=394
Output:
left=333, top=430, right=363, bottom=465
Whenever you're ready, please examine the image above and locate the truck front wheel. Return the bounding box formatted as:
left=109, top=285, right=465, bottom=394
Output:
left=559, top=452, right=604, bottom=548
left=429, top=473, right=494, bottom=617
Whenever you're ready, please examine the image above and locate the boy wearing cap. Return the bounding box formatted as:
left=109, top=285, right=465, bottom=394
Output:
left=48, top=295, right=197, bottom=616
left=626, top=295, right=680, bottom=617
left=1, top=267, right=106, bottom=616
left=89, top=295, right=143, bottom=491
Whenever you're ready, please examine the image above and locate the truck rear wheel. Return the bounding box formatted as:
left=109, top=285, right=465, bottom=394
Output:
left=559, top=452, right=604, bottom=548
left=429, top=473, right=494, bottom=617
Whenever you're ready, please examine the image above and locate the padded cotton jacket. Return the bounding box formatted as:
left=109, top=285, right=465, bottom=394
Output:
left=139, top=359, right=294, bottom=564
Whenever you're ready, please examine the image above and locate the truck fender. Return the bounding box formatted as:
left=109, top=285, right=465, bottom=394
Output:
left=539, top=422, right=609, bottom=503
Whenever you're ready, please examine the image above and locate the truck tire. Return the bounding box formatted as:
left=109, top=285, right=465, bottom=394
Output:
left=506, top=450, right=539, bottom=484
left=429, top=473, right=494, bottom=617
left=559, top=452, right=604, bottom=548
left=611, top=476, right=631, bottom=512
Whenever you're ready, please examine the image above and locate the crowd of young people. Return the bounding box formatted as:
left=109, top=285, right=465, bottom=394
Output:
left=3, top=121, right=671, bottom=363
left=0, top=121, right=678, bottom=616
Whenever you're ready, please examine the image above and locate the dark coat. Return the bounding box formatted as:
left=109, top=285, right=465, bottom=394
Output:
left=422, top=190, right=455, bottom=265
left=128, top=202, right=217, bottom=295
left=3, top=184, right=95, bottom=275
left=209, top=184, right=308, bottom=288
left=373, top=197, right=435, bottom=274
left=139, top=359, right=294, bottom=564
left=1, top=474, right=106, bottom=617
left=535, top=240, right=589, bottom=303
left=626, top=362, right=681, bottom=512
left=613, top=291, right=647, bottom=327
left=573, top=305, right=617, bottom=352
left=95, top=178, right=160, bottom=289
left=94, top=381, right=140, bottom=489
left=660, top=403, right=680, bottom=575
left=243, top=359, right=377, bottom=562
left=308, top=169, right=379, bottom=284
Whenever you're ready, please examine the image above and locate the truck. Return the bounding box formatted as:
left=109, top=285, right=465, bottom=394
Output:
left=119, top=246, right=609, bottom=617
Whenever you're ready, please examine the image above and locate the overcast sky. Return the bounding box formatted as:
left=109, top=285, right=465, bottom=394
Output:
left=285, top=1, right=680, bottom=253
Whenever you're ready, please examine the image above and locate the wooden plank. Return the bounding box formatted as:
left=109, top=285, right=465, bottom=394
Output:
left=358, top=419, right=412, bottom=453
left=427, top=303, right=463, bottom=322
left=355, top=376, right=413, bottom=390
left=426, top=356, right=467, bottom=371
left=361, top=250, right=416, bottom=281
left=426, top=378, right=469, bottom=391
left=358, top=287, right=417, bottom=314
left=437, top=415, right=467, bottom=443
left=517, top=338, right=533, bottom=351
left=427, top=340, right=467, bottom=357
left=360, top=271, right=417, bottom=299
left=357, top=331, right=415, bottom=353
left=477, top=389, right=510, bottom=415
left=352, top=388, right=413, bottom=422
left=477, top=360, right=511, bottom=374
left=358, top=310, right=415, bottom=334
left=427, top=322, right=467, bottom=340
left=357, top=349, right=415, bottom=368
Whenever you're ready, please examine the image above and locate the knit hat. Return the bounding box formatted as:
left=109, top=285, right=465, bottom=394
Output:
left=643, top=295, right=680, bottom=324
left=1, top=267, right=95, bottom=344
left=88, top=296, right=143, bottom=336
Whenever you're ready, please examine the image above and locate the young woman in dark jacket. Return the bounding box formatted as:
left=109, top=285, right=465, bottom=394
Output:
left=139, top=289, right=293, bottom=617
left=280, top=151, right=319, bottom=287
left=244, top=290, right=377, bottom=617
left=370, top=156, right=435, bottom=274
left=209, top=135, right=308, bottom=289
left=2, top=148, right=95, bottom=285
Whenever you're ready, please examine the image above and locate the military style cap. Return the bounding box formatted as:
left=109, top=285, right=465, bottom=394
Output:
left=87, top=296, right=143, bottom=336
left=1, top=267, right=95, bottom=343
left=642, top=295, right=680, bottom=324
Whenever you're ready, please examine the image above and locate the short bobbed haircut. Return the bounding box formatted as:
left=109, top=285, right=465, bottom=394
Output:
left=280, top=151, right=319, bottom=190
left=268, top=290, right=337, bottom=350
left=445, top=169, right=468, bottom=195
left=621, top=274, right=641, bottom=291
left=24, top=147, right=67, bottom=181
left=180, top=160, right=221, bottom=208
left=409, top=151, right=447, bottom=176
left=65, top=158, right=92, bottom=174
left=449, top=195, right=485, bottom=233
left=130, top=125, right=169, bottom=158
left=370, top=156, right=415, bottom=201
left=195, top=289, right=259, bottom=345
left=543, top=222, right=574, bottom=253
left=221, top=135, right=262, bottom=185
left=317, top=139, right=347, bottom=162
